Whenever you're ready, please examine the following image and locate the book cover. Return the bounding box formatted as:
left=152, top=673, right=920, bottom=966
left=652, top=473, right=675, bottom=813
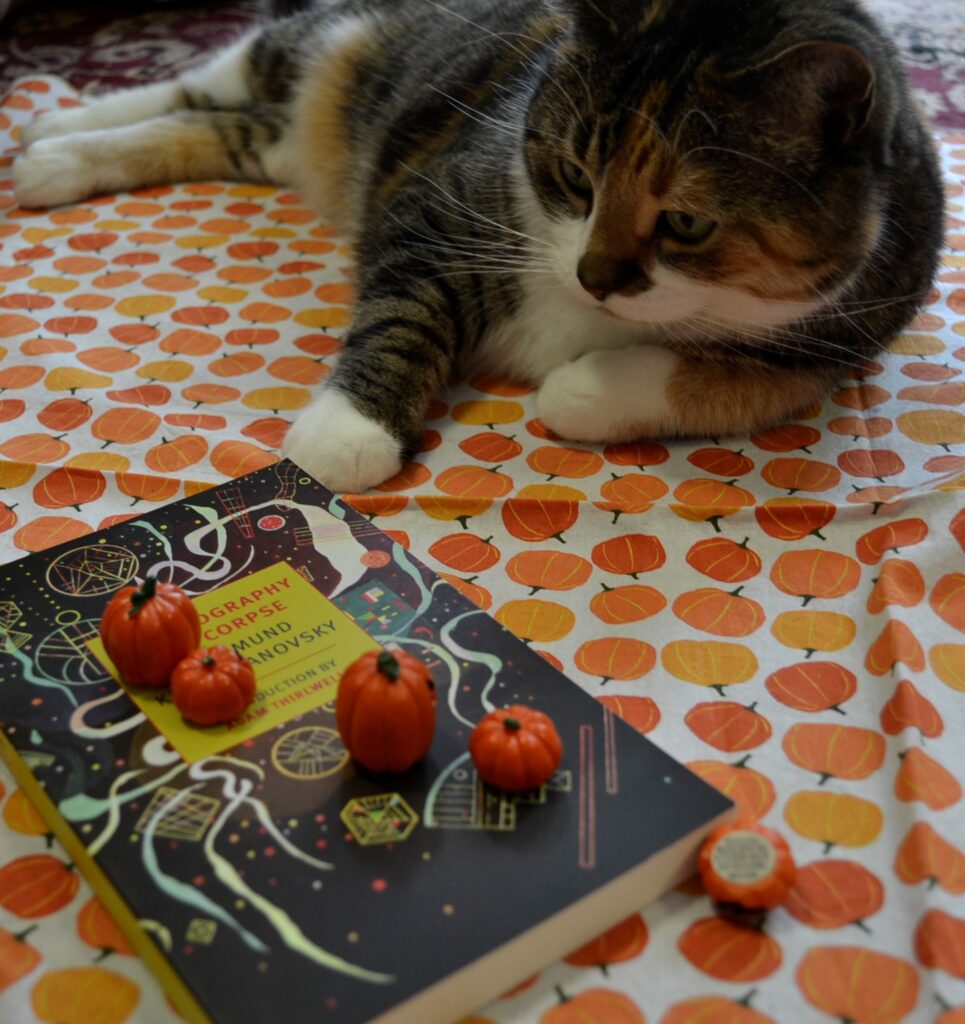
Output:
left=0, top=460, right=733, bottom=1024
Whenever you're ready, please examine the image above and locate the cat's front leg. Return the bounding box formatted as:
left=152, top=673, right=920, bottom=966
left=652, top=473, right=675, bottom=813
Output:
left=537, top=345, right=831, bottom=441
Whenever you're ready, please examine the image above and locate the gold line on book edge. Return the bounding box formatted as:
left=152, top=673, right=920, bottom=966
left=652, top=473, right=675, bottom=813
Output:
left=0, top=729, right=212, bottom=1024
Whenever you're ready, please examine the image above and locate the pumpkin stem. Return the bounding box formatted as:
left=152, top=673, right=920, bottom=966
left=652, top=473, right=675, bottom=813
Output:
left=554, top=985, right=571, bottom=1004
left=202, top=655, right=217, bottom=668
left=736, top=989, right=757, bottom=1008
left=729, top=586, right=744, bottom=598
left=14, top=925, right=37, bottom=943
left=738, top=536, right=750, bottom=548
left=502, top=716, right=521, bottom=732
left=128, top=576, right=157, bottom=616
left=377, top=651, right=401, bottom=681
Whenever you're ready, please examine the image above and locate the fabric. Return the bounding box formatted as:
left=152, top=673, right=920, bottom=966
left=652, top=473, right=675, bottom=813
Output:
left=1, top=77, right=964, bottom=1024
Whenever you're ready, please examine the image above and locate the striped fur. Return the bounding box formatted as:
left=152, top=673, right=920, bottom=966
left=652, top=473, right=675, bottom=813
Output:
left=13, top=0, right=943, bottom=491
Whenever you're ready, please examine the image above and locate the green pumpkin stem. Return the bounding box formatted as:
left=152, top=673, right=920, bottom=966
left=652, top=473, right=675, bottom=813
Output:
left=377, top=650, right=400, bottom=681
left=127, top=576, right=157, bottom=617
left=202, top=655, right=216, bottom=668
left=503, top=716, right=521, bottom=732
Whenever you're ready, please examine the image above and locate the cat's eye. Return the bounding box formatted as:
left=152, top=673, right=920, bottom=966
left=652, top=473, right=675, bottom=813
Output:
left=559, top=158, right=592, bottom=197
left=662, top=210, right=717, bottom=243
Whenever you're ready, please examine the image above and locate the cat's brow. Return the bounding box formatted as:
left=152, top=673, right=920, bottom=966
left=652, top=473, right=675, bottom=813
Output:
left=676, top=145, right=824, bottom=208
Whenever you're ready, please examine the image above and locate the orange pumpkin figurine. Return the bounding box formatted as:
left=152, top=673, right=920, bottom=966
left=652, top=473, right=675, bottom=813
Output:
left=470, top=705, right=563, bottom=791
left=336, top=649, right=437, bottom=773
left=698, top=820, right=796, bottom=927
left=171, top=647, right=256, bottom=726
left=100, top=576, right=200, bottom=688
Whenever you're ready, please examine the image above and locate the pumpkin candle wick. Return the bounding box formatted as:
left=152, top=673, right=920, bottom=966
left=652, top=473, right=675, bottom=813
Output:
left=376, top=650, right=400, bottom=681
left=503, top=717, right=521, bottom=731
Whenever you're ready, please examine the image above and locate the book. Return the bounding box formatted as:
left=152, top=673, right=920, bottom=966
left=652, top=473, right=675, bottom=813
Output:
left=0, top=460, right=734, bottom=1024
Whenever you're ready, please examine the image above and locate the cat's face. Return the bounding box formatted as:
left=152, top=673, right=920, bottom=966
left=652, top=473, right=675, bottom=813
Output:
left=523, top=1, right=883, bottom=341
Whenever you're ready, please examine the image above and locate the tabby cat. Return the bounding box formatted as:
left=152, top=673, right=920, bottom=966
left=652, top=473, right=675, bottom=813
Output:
left=13, top=0, right=944, bottom=492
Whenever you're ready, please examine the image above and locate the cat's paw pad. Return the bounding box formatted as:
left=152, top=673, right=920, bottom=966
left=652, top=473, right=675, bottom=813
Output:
left=537, top=359, right=621, bottom=442
left=13, top=141, right=92, bottom=208
left=281, top=390, right=403, bottom=493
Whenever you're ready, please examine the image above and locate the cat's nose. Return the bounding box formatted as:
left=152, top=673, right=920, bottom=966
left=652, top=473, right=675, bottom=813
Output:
left=577, top=253, right=644, bottom=302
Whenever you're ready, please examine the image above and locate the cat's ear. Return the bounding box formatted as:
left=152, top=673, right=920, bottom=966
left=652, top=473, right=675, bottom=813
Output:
left=727, top=41, right=876, bottom=147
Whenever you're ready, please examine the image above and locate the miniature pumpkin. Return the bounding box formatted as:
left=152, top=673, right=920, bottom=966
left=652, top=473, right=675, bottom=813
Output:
left=171, top=647, right=256, bottom=726
left=100, top=576, right=200, bottom=688
left=336, top=649, right=436, bottom=773
left=698, top=820, right=797, bottom=911
left=470, top=705, right=563, bottom=791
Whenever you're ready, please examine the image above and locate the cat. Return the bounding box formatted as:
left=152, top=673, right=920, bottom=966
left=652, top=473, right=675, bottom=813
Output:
left=13, top=0, right=944, bottom=493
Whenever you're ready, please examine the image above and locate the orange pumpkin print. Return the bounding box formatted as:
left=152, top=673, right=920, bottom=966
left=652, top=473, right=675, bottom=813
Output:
left=377, top=462, right=432, bottom=492
left=784, top=791, right=883, bottom=852
left=685, top=537, right=762, bottom=583
left=596, top=472, right=668, bottom=522
left=144, top=434, right=209, bottom=473
left=897, top=408, right=965, bottom=450
left=678, top=916, right=782, bottom=982
left=865, top=620, right=925, bottom=675
left=209, top=439, right=278, bottom=478
left=686, top=759, right=775, bottom=820
left=90, top=408, right=161, bottom=447
left=501, top=483, right=583, bottom=543
left=505, top=550, right=592, bottom=593
left=494, top=599, right=575, bottom=643
left=761, top=457, right=840, bottom=493
left=831, top=383, right=892, bottom=410
left=837, top=448, right=906, bottom=481
left=540, top=987, right=645, bottom=1024
left=451, top=399, right=524, bottom=428
left=671, top=478, right=755, bottom=532
left=427, top=533, right=501, bottom=575
left=31, top=966, right=141, bottom=1024
left=782, top=723, right=885, bottom=783
left=684, top=701, right=772, bottom=752
left=755, top=497, right=835, bottom=541
left=951, top=507, right=965, bottom=555
left=855, top=518, right=929, bottom=565
left=827, top=414, right=893, bottom=440
left=438, top=574, right=492, bottom=610
left=660, top=996, right=774, bottom=1024
left=931, top=572, right=965, bottom=632
left=771, top=610, right=856, bottom=657
left=796, top=946, right=919, bottom=1024
left=687, top=447, right=754, bottom=477
left=1, top=789, right=52, bottom=845
left=458, top=431, right=523, bottom=463
left=895, top=822, right=965, bottom=895
left=527, top=445, right=604, bottom=480
left=0, top=433, right=70, bottom=465
left=76, top=898, right=134, bottom=959
left=662, top=641, right=758, bottom=695
left=563, top=913, right=648, bottom=971
left=880, top=680, right=943, bottom=737
left=0, top=925, right=42, bottom=994
left=868, top=558, right=926, bottom=613
left=15, top=516, right=93, bottom=553
left=765, top=661, right=856, bottom=713
left=672, top=587, right=765, bottom=637
left=603, top=440, right=669, bottom=468
left=32, top=467, right=106, bottom=511
left=591, top=533, right=666, bottom=577
left=750, top=423, right=821, bottom=452
left=770, top=549, right=861, bottom=605
left=785, top=859, right=884, bottom=930
left=598, top=695, right=660, bottom=734
left=589, top=583, right=666, bottom=624
left=895, top=748, right=962, bottom=810
left=0, top=855, right=78, bottom=918
left=930, top=643, right=965, bottom=692
left=574, top=636, right=656, bottom=684
left=0, top=503, right=16, bottom=534
left=115, top=472, right=181, bottom=505
left=36, top=397, right=93, bottom=431
left=434, top=465, right=514, bottom=500
left=915, top=910, right=965, bottom=978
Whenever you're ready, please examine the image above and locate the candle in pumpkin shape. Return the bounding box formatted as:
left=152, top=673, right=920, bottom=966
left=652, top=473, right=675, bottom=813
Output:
left=100, top=576, right=200, bottom=688
left=698, top=820, right=796, bottom=928
left=469, top=706, right=562, bottom=791
left=171, top=647, right=256, bottom=726
left=336, top=650, right=437, bottom=773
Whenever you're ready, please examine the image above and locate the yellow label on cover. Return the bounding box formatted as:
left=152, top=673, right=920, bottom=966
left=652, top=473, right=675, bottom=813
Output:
left=89, top=562, right=379, bottom=762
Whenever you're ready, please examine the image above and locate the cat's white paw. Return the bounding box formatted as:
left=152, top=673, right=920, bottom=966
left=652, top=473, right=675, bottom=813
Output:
left=281, top=389, right=403, bottom=493
left=20, top=109, right=89, bottom=149
left=13, top=140, right=93, bottom=208
left=537, top=346, right=678, bottom=442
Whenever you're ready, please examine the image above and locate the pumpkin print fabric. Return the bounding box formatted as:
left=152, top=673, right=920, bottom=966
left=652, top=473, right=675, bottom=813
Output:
left=0, top=78, right=963, bottom=1023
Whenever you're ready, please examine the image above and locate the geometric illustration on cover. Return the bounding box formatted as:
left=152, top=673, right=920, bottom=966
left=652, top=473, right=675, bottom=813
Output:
left=340, top=793, right=419, bottom=846
left=0, top=600, right=31, bottom=653
left=424, top=754, right=518, bottom=832
left=185, top=919, right=218, bottom=945
left=135, top=787, right=222, bottom=843
left=35, top=615, right=107, bottom=685
left=513, top=769, right=573, bottom=806
left=334, top=581, right=413, bottom=634
left=44, top=543, right=138, bottom=597
left=216, top=486, right=254, bottom=539
left=270, top=726, right=348, bottom=780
